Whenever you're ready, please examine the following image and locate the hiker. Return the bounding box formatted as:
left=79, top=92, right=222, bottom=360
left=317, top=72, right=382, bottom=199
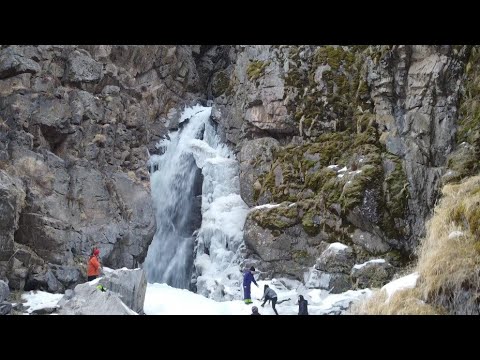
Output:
left=251, top=306, right=261, bottom=315
left=243, top=266, right=258, bottom=304
left=261, top=284, right=279, bottom=315
left=87, top=248, right=102, bottom=281
left=298, top=295, right=309, bottom=315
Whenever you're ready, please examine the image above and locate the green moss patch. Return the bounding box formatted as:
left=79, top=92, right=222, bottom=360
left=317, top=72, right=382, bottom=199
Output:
left=247, top=60, right=270, bottom=82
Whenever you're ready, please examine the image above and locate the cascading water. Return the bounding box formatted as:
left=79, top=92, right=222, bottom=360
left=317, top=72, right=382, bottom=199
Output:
left=144, top=106, right=208, bottom=288
left=144, top=105, right=249, bottom=299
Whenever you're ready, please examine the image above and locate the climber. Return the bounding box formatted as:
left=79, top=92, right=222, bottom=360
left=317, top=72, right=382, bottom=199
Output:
left=298, top=295, right=309, bottom=315
left=87, top=248, right=102, bottom=281
left=251, top=306, right=261, bottom=315
left=243, top=266, right=258, bottom=304
left=261, top=284, right=279, bottom=315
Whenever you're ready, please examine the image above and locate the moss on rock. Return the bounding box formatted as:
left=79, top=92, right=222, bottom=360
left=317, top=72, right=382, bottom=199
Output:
left=251, top=203, right=299, bottom=230
left=449, top=46, right=480, bottom=181
left=212, top=71, right=232, bottom=97
left=247, top=60, right=270, bottom=82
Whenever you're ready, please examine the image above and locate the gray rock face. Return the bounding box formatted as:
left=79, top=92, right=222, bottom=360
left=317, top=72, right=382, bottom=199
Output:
left=435, top=287, right=480, bottom=315
left=303, top=243, right=356, bottom=293
left=98, top=268, right=147, bottom=314
left=0, top=45, right=221, bottom=285
left=239, top=137, right=279, bottom=206
left=304, top=269, right=351, bottom=294
left=0, top=280, right=9, bottom=302
left=57, top=281, right=136, bottom=315
left=350, top=229, right=391, bottom=255
left=213, top=46, right=297, bottom=144
left=63, top=50, right=103, bottom=83
left=368, top=45, right=467, bottom=249
left=5, top=243, right=44, bottom=291
left=0, top=301, right=12, bottom=315
left=350, top=260, right=394, bottom=289
left=315, top=244, right=355, bottom=274
left=215, top=46, right=468, bottom=289
left=25, top=269, right=64, bottom=293
left=0, top=171, right=25, bottom=261
left=244, top=204, right=327, bottom=281
left=0, top=47, right=41, bottom=79
left=50, top=265, right=84, bottom=289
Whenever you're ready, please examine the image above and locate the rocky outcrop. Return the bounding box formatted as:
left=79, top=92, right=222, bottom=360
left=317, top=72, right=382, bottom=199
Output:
left=98, top=268, right=147, bottom=313
left=239, top=137, right=279, bottom=207
left=304, top=243, right=355, bottom=293
left=305, top=269, right=351, bottom=294
left=57, top=267, right=145, bottom=315
left=0, top=47, right=41, bottom=79
left=244, top=203, right=330, bottom=280
left=351, top=259, right=394, bottom=289
left=368, top=45, right=470, bottom=250
left=57, top=281, right=136, bottom=315
left=211, top=45, right=469, bottom=288
left=0, top=171, right=25, bottom=263
left=0, top=45, right=229, bottom=290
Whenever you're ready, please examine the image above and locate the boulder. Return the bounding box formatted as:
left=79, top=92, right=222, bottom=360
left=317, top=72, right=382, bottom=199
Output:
left=98, top=268, right=147, bottom=313
left=0, top=47, right=41, bottom=79
left=304, top=268, right=351, bottom=294
left=63, top=50, right=103, bottom=83
left=351, top=259, right=395, bottom=289
left=315, top=243, right=355, bottom=274
left=57, top=281, right=136, bottom=315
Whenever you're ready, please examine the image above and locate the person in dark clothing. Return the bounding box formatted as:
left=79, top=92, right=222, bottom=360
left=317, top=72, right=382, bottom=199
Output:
left=251, top=306, right=261, bottom=315
left=261, top=284, right=279, bottom=315
left=243, top=266, right=258, bottom=304
left=298, top=295, right=309, bottom=315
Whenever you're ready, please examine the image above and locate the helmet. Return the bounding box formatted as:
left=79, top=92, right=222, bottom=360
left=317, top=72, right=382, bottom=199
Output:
left=93, top=248, right=100, bottom=256
left=252, top=306, right=258, bottom=312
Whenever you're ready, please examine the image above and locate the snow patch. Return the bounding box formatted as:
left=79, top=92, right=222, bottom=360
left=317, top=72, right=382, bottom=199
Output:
left=382, top=273, right=419, bottom=301
left=251, top=203, right=281, bottom=211
left=448, top=231, right=464, bottom=239
left=353, top=259, right=386, bottom=270
left=328, top=242, right=348, bottom=251
left=21, top=291, right=63, bottom=314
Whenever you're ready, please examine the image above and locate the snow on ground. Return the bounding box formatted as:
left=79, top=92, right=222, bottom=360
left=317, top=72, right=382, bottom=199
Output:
left=382, top=272, right=419, bottom=301
left=19, top=280, right=370, bottom=315
left=353, top=259, right=386, bottom=270
left=144, top=278, right=371, bottom=315
left=21, top=291, right=63, bottom=314
left=18, top=272, right=371, bottom=315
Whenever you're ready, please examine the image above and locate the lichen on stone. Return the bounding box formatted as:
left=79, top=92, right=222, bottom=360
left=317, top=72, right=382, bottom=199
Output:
left=247, top=60, right=270, bottom=82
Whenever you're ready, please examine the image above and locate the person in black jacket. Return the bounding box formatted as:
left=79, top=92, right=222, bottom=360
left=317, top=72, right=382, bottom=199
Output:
left=251, top=306, right=261, bottom=315
left=298, top=295, right=309, bottom=315
left=261, top=285, right=279, bottom=315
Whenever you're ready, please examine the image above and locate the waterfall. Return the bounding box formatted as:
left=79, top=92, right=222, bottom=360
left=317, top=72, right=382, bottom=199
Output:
left=144, top=105, right=249, bottom=299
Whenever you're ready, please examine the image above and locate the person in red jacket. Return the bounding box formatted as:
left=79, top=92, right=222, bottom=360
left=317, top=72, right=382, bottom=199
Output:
left=87, top=248, right=102, bottom=281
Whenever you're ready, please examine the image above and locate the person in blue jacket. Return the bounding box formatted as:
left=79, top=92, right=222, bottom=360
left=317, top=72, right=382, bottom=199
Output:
left=243, top=266, right=258, bottom=304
